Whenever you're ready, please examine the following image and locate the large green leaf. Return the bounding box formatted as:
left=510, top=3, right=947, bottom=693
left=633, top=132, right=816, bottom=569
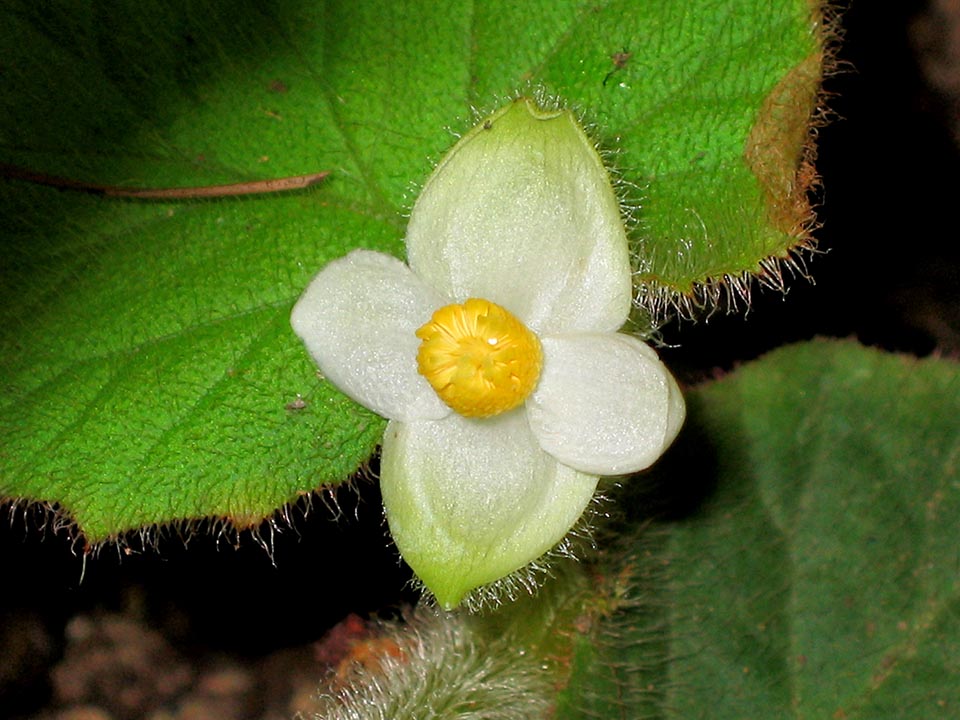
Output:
left=307, top=340, right=960, bottom=718
left=0, top=1, right=823, bottom=542
left=661, top=339, right=960, bottom=718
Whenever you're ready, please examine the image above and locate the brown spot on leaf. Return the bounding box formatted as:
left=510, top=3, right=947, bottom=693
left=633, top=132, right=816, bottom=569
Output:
left=603, top=49, right=632, bottom=85
left=611, top=50, right=632, bottom=69
left=744, top=51, right=823, bottom=239
left=285, top=395, right=307, bottom=411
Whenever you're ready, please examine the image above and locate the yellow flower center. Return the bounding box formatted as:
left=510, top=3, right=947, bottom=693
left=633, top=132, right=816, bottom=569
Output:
left=416, top=298, right=543, bottom=418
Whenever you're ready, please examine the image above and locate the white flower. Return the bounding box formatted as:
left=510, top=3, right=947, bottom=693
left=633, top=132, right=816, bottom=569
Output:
left=291, top=99, right=685, bottom=608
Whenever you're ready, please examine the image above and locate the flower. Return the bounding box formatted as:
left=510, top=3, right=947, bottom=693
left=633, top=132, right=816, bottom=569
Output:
left=291, top=99, right=685, bottom=609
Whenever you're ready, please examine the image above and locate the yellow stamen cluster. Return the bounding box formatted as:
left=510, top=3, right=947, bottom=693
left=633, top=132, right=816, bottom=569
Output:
left=416, top=298, right=543, bottom=418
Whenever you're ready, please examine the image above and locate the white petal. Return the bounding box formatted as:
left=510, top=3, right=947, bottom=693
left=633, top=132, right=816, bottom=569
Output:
left=380, top=412, right=598, bottom=609
left=527, top=333, right=685, bottom=475
left=406, top=99, right=631, bottom=335
left=290, top=249, right=450, bottom=421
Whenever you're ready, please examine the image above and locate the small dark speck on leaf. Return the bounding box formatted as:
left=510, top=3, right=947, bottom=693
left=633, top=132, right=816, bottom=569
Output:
left=269, top=79, right=289, bottom=94
left=603, top=49, right=632, bottom=86
left=483, top=120, right=493, bottom=130
left=611, top=50, right=632, bottom=69
left=286, top=395, right=307, bottom=411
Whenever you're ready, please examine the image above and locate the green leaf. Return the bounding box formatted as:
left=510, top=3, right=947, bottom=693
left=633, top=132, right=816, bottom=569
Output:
left=660, top=339, right=960, bottom=718
left=0, top=1, right=824, bottom=542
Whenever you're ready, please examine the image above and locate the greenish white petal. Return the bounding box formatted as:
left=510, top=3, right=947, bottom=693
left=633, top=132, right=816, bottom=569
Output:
left=406, top=99, right=631, bottom=335
left=290, top=98, right=687, bottom=608
left=291, top=249, right=449, bottom=421
left=380, top=411, right=598, bottom=609
left=526, top=334, right=686, bottom=475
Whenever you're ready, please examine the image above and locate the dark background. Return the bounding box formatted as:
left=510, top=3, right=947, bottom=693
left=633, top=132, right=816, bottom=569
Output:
left=2, top=1, right=958, bottom=717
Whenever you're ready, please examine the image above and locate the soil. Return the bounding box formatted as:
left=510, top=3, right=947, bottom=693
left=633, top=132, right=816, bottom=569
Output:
left=1, top=484, right=417, bottom=720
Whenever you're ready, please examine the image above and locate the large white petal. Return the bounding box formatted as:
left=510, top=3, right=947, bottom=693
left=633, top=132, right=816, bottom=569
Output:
left=380, top=412, right=598, bottom=609
left=290, top=249, right=450, bottom=421
left=527, top=333, right=686, bottom=475
left=406, top=99, right=631, bottom=335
